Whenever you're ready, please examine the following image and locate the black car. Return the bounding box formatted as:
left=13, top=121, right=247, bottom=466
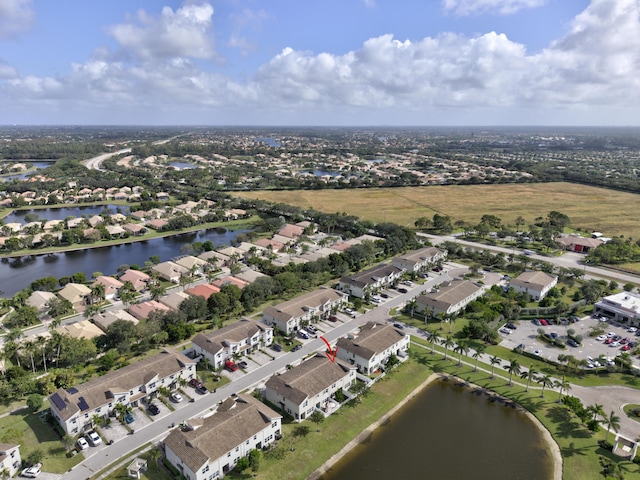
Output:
left=292, top=345, right=302, bottom=352
left=397, top=287, right=408, bottom=294
left=380, top=293, right=389, bottom=298
left=271, top=343, right=283, bottom=352
left=147, top=404, right=160, bottom=415
left=195, top=384, right=208, bottom=395
left=567, top=339, right=579, bottom=347
left=505, top=322, right=517, bottom=330
left=393, top=323, right=405, bottom=329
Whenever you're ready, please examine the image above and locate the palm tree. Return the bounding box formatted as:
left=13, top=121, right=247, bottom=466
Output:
left=538, top=374, right=553, bottom=397
left=587, top=403, right=605, bottom=422
left=504, top=359, right=522, bottom=386
left=454, top=341, right=468, bottom=367
left=36, top=335, right=48, bottom=372
left=604, top=410, right=621, bottom=443
left=23, top=339, right=36, bottom=373
left=113, top=403, right=133, bottom=422
left=440, top=336, right=454, bottom=361
left=555, top=376, right=571, bottom=402
left=406, top=298, right=418, bottom=319
left=426, top=329, right=439, bottom=354
left=5, top=329, right=24, bottom=368
left=149, top=283, right=166, bottom=301
left=489, top=356, right=501, bottom=379
left=472, top=345, right=486, bottom=372
left=90, top=283, right=105, bottom=304
left=521, top=366, right=537, bottom=392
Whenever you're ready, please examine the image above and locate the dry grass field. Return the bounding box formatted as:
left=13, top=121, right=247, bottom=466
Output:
left=235, top=182, right=640, bottom=238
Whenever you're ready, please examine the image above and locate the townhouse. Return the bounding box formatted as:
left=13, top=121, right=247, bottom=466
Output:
left=392, top=247, right=447, bottom=273
left=336, top=322, right=410, bottom=375
left=49, top=348, right=196, bottom=434
left=191, top=319, right=273, bottom=369
left=338, top=263, right=403, bottom=298
left=262, top=287, right=347, bottom=334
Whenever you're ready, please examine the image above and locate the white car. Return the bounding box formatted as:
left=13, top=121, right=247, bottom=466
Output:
left=86, top=430, right=102, bottom=446
left=610, top=341, right=620, bottom=348
left=76, top=437, right=89, bottom=450
left=170, top=391, right=183, bottom=403
left=21, top=464, right=41, bottom=478
left=596, top=335, right=607, bottom=341
left=628, top=327, right=638, bottom=333
left=533, top=350, right=542, bottom=356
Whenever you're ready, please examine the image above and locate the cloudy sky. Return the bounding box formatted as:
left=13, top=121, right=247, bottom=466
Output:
left=0, top=0, right=639, bottom=126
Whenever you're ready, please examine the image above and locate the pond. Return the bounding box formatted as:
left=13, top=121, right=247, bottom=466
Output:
left=322, top=379, right=554, bottom=480
left=0, top=227, right=250, bottom=296
left=2, top=204, right=130, bottom=224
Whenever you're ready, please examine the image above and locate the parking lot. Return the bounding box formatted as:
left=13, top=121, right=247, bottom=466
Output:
left=499, top=315, right=640, bottom=367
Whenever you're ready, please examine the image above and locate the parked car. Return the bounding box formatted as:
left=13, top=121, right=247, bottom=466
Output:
left=124, top=412, right=135, bottom=424
left=76, top=437, right=89, bottom=450
left=533, top=319, right=541, bottom=326
left=393, top=323, right=405, bottom=330
left=306, top=325, right=317, bottom=334
left=271, top=343, right=283, bottom=352
left=628, top=327, right=638, bottom=333
left=147, top=404, right=160, bottom=415
left=515, top=343, right=525, bottom=351
left=621, top=344, right=632, bottom=351
left=397, top=287, right=408, bottom=294
left=604, top=338, right=614, bottom=345
left=539, top=319, right=548, bottom=326
left=87, top=430, right=102, bottom=446
left=499, top=328, right=511, bottom=335
left=225, top=360, right=239, bottom=372
left=189, top=378, right=202, bottom=388
left=596, top=335, right=607, bottom=341
left=238, top=361, right=248, bottom=369
left=533, top=350, right=542, bottom=356
left=380, top=292, right=390, bottom=298
left=505, top=322, right=517, bottom=330
left=21, top=463, right=42, bottom=478
left=170, top=391, right=183, bottom=403
left=195, top=384, right=208, bottom=395
left=292, top=345, right=302, bottom=352
left=567, top=339, right=579, bottom=347
left=328, top=315, right=338, bottom=322
left=297, top=329, right=310, bottom=340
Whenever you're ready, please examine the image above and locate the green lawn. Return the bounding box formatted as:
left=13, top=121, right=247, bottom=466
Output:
left=0, top=407, right=82, bottom=473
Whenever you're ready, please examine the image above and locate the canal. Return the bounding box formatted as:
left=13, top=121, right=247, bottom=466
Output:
left=322, top=379, right=554, bottom=480
left=0, top=228, right=249, bottom=297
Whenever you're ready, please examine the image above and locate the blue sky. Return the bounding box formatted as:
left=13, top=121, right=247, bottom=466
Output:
left=0, top=0, right=638, bottom=126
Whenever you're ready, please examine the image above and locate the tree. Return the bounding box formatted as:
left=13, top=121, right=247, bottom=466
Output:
left=472, top=345, right=486, bottom=372
left=36, top=335, right=48, bottom=372
left=555, top=376, right=571, bottom=401
left=426, top=329, right=439, bottom=354
left=538, top=374, right=553, bottom=397
left=604, top=410, right=621, bottom=443
left=26, top=393, right=43, bottom=412
left=99, top=319, right=138, bottom=353
left=489, top=356, right=501, bottom=379
left=504, top=359, right=521, bottom=386
left=309, top=411, right=325, bottom=425
left=454, top=341, right=468, bottom=367
left=587, top=403, right=605, bottom=422
left=440, top=336, right=454, bottom=361
left=46, top=297, right=72, bottom=318
left=520, top=366, right=537, bottom=392
left=179, top=295, right=208, bottom=322
left=90, top=283, right=105, bottom=304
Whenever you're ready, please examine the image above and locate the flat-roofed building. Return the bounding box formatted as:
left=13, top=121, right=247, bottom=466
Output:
left=595, top=292, right=640, bottom=327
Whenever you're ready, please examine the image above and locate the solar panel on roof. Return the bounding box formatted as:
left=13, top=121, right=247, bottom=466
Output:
left=67, top=387, right=78, bottom=394
left=77, top=396, right=90, bottom=411
left=51, top=393, right=66, bottom=411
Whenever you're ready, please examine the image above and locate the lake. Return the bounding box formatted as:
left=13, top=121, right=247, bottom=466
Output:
left=0, top=227, right=249, bottom=296
left=2, top=205, right=130, bottom=224
left=322, top=379, right=554, bottom=480
left=0, top=160, right=55, bottom=182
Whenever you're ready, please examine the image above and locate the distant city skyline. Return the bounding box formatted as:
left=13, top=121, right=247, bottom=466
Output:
left=0, top=0, right=639, bottom=126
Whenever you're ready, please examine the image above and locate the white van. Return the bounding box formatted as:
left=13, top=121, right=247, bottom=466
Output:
left=297, top=329, right=310, bottom=339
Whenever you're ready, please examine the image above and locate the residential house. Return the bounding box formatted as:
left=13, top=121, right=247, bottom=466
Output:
left=392, top=247, right=447, bottom=273
left=186, top=284, right=220, bottom=301
left=0, top=443, right=21, bottom=477
left=212, top=276, right=249, bottom=290
left=336, top=322, right=410, bottom=375
left=278, top=223, right=305, bottom=239
left=66, top=217, right=84, bottom=229
left=147, top=218, right=168, bottom=230
left=192, top=319, right=273, bottom=369
left=91, top=276, right=124, bottom=301
left=58, top=283, right=91, bottom=308
left=152, top=261, right=189, bottom=283
left=119, top=269, right=151, bottom=292
left=88, top=215, right=104, bottom=228
left=264, top=354, right=356, bottom=422
left=262, top=287, right=347, bottom=334
left=198, top=250, right=231, bottom=267
left=415, top=280, right=485, bottom=317
left=159, top=292, right=191, bottom=311
left=105, top=225, right=126, bottom=238
left=253, top=238, right=285, bottom=253
left=174, top=256, right=208, bottom=276
left=128, top=300, right=171, bottom=321
left=55, top=320, right=104, bottom=340
left=123, top=223, right=146, bottom=236
left=510, top=271, right=558, bottom=301
left=92, top=310, right=139, bottom=332
left=338, top=263, right=403, bottom=298
left=26, top=290, right=57, bottom=313
left=49, top=348, right=196, bottom=434
left=594, top=292, right=640, bottom=326
left=555, top=234, right=603, bottom=253
left=164, top=394, right=281, bottom=480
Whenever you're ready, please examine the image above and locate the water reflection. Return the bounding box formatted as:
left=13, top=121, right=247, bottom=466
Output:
left=0, top=227, right=249, bottom=296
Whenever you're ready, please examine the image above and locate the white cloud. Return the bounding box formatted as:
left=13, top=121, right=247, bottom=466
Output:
left=0, top=60, right=18, bottom=79
left=107, top=2, right=216, bottom=61
left=1, top=0, right=639, bottom=125
left=442, top=0, right=548, bottom=16
left=226, top=8, right=270, bottom=56
left=0, top=0, right=33, bottom=38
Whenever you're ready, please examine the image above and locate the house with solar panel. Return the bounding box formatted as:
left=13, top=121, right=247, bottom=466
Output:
left=48, top=348, right=196, bottom=435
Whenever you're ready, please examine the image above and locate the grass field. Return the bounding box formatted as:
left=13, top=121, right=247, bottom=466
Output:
left=235, top=182, right=640, bottom=239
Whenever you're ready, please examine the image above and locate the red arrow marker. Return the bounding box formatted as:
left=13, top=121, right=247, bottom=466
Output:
left=320, top=336, right=338, bottom=363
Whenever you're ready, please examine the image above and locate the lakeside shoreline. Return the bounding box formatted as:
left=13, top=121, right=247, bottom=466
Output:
left=308, top=372, right=562, bottom=480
